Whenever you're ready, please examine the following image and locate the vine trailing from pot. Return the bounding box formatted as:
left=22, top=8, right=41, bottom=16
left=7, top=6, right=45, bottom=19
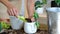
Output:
left=34, top=0, right=47, bottom=28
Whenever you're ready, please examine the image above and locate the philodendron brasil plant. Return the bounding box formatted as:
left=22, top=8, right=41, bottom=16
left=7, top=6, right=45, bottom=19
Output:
left=35, top=1, right=43, bottom=10
left=34, top=12, right=40, bottom=28
left=18, top=12, right=40, bottom=28
left=34, top=0, right=47, bottom=28
left=55, top=0, right=60, bottom=7
left=18, top=14, right=40, bottom=28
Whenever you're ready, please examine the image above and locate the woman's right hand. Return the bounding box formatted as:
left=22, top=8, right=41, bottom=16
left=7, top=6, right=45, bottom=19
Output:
left=7, top=5, right=19, bottom=17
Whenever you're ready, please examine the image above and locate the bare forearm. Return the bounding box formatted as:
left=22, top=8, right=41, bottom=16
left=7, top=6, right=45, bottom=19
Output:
left=27, top=0, right=34, bottom=18
left=0, top=0, right=13, bottom=8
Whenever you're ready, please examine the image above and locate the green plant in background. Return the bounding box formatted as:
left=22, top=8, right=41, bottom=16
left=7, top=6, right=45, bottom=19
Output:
left=1, top=22, right=10, bottom=29
left=42, top=0, right=47, bottom=4
left=0, top=21, right=10, bottom=31
left=0, top=22, right=2, bottom=32
left=35, top=1, right=42, bottom=10
left=35, top=0, right=47, bottom=10
left=55, top=0, right=60, bottom=6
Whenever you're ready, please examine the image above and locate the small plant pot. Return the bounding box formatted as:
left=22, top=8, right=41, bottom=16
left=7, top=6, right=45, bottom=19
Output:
left=10, top=16, right=23, bottom=30
left=36, top=7, right=44, bottom=14
left=24, top=22, right=37, bottom=33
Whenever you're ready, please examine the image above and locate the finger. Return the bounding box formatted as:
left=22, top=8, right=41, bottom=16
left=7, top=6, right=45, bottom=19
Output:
left=31, top=17, right=35, bottom=22
left=13, top=8, right=18, bottom=17
left=10, top=9, right=14, bottom=16
left=7, top=9, right=11, bottom=16
left=16, top=9, right=19, bottom=15
left=14, top=8, right=19, bottom=15
left=13, top=8, right=16, bottom=16
left=15, top=9, right=19, bottom=17
left=7, top=10, right=10, bottom=15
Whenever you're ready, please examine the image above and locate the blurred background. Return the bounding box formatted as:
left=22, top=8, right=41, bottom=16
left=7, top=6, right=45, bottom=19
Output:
left=0, top=0, right=55, bottom=34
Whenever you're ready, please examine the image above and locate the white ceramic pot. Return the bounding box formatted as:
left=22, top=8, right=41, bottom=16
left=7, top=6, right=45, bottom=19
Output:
left=10, top=16, right=23, bottom=30
left=24, top=22, right=37, bottom=33
left=36, top=7, right=44, bottom=14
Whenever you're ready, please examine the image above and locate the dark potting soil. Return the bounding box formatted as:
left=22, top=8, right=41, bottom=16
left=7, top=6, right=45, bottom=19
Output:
left=25, top=18, right=32, bottom=22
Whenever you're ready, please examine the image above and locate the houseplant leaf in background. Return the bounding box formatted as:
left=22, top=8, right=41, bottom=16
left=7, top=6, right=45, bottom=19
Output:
left=55, top=0, right=60, bottom=6
left=0, top=21, right=10, bottom=29
left=35, top=1, right=43, bottom=10
left=42, top=0, right=47, bottom=4
left=0, top=22, right=2, bottom=32
left=35, top=0, right=47, bottom=10
left=35, top=0, right=47, bottom=14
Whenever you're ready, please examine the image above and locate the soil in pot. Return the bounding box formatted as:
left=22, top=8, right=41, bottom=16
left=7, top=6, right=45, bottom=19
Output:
left=25, top=18, right=32, bottom=23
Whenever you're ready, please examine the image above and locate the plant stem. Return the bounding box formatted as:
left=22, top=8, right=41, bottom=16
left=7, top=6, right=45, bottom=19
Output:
left=57, top=3, right=59, bottom=7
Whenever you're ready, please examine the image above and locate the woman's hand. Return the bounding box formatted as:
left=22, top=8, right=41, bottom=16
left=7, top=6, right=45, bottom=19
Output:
left=31, top=17, right=35, bottom=22
left=7, top=5, right=18, bottom=17
left=0, top=0, right=19, bottom=17
left=28, top=17, right=35, bottom=22
left=0, top=0, right=18, bottom=23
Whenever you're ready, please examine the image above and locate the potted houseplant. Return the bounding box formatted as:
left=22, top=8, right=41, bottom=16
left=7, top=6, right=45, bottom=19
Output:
left=46, top=0, right=60, bottom=34
left=35, top=0, right=47, bottom=14
left=10, top=16, right=24, bottom=30
left=24, top=19, right=37, bottom=34
left=24, top=10, right=41, bottom=34
left=24, top=12, right=40, bottom=34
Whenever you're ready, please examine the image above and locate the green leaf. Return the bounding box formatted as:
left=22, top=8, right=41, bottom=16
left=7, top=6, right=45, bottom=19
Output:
left=55, top=0, right=60, bottom=5
left=0, top=22, right=2, bottom=31
left=35, top=1, right=40, bottom=6
left=18, top=16, right=27, bottom=22
left=42, top=0, right=47, bottom=4
left=34, top=12, right=39, bottom=19
left=35, top=21, right=40, bottom=28
left=0, top=21, right=10, bottom=29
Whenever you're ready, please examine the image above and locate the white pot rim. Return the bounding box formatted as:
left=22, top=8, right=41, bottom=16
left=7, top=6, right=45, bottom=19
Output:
left=46, top=7, right=60, bottom=10
left=46, top=7, right=60, bottom=12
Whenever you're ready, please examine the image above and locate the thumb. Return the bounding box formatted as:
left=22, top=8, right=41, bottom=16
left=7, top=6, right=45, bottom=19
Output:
left=31, top=17, right=35, bottom=22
